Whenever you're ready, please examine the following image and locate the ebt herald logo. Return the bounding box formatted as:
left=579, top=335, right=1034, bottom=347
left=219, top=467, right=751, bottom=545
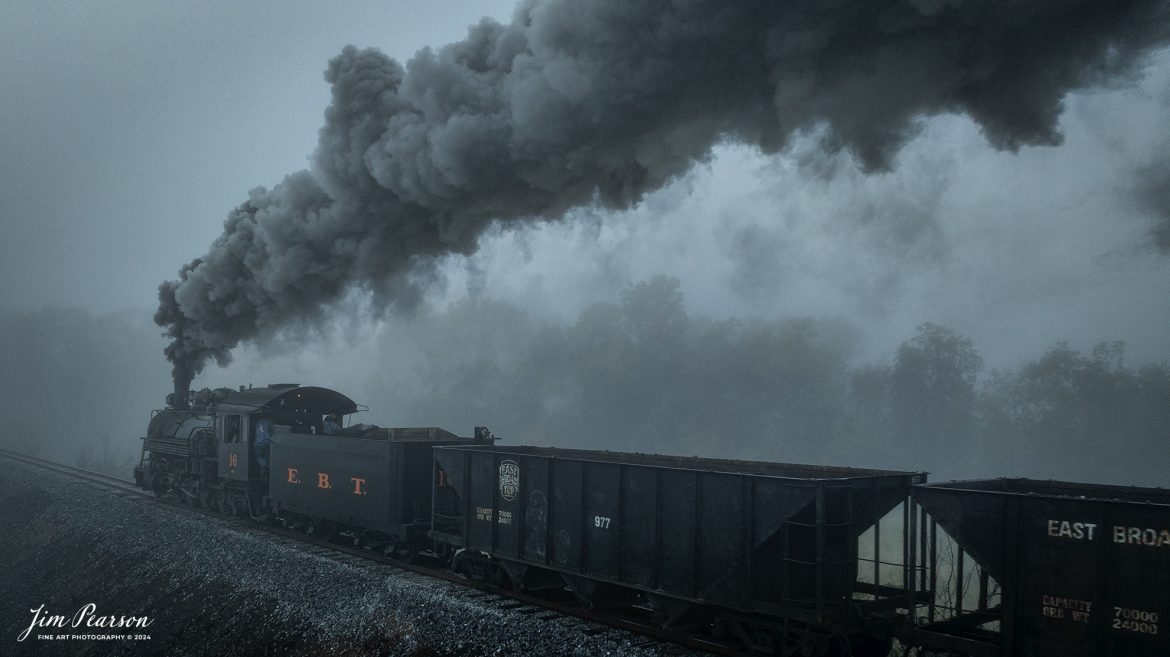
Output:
left=498, top=460, right=520, bottom=502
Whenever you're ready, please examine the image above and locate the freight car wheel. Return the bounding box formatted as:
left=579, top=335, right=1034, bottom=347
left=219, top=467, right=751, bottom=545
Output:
left=391, top=540, right=417, bottom=563
left=840, top=634, right=891, bottom=657
left=307, top=520, right=335, bottom=542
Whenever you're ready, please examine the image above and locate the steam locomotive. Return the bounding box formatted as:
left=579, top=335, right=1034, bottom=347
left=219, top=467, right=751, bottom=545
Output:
left=135, top=383, right=1170, bottom=657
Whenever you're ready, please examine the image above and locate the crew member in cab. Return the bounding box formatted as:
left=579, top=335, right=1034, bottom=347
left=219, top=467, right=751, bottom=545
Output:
left=254, top=416, right=273, bottom=474
left=323, top=413, right=342, bottom=435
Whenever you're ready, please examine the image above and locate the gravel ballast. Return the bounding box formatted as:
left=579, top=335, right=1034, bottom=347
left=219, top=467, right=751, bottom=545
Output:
left=0, top=458, right=703, bottom=656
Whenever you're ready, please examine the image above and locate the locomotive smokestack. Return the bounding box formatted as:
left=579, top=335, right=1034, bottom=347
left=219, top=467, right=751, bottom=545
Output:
left=172, top=372, right=190, bottom=411
left=155, top=0, right=1170, bottom=377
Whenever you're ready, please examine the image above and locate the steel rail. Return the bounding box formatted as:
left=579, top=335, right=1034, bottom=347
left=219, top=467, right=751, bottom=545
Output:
left=0, top=448, right=144, bottom=495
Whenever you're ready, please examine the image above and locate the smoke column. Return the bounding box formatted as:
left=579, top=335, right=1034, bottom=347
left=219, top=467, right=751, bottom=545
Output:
left=156, top=0, right=1170, bottom=396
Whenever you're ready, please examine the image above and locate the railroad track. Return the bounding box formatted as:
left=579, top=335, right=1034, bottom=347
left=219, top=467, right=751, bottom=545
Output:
left=0, top=447, right=144, bottom=495
left=0, top=449, right=733, bottom=657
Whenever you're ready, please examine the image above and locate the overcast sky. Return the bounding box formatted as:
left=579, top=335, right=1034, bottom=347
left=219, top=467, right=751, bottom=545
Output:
left=2, top=0, right=1169, bottom=381
left=0, top=0, right=516, bottom=312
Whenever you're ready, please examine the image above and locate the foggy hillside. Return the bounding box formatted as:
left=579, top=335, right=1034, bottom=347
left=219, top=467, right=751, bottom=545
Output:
left=0, top=308, right=167, bottom=472
left=3, top=281, right=1165, bottom=485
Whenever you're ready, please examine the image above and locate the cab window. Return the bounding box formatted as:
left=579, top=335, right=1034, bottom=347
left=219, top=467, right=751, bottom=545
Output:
left=224, top=415, right=241, bottom=443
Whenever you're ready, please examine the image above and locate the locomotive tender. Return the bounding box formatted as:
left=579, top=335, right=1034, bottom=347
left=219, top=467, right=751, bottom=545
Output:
left=135, top=384, right=1170, bottom=657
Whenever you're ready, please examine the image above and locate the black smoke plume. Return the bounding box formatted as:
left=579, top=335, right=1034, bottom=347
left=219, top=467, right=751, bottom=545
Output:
left=156, top=0, right=1170, bottom=391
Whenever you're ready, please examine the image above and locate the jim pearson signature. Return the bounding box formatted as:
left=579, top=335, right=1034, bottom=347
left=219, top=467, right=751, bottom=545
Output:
left=17, top=603, right=153, bottom=642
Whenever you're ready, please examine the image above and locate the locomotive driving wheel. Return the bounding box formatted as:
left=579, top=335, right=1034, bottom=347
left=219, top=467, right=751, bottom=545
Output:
left=840, top=634, right=893, bottom=657
left=150, top=475, right=169, bottom=498
left=210, top=489, right=228, bottom=514
left=177, top=481, right=198, bottom=507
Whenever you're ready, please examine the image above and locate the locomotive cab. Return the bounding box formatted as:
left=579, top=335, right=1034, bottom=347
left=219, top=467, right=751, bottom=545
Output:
left=212, top=384, right=359, bottom=482
left=136, top=383, right=360, bottom=513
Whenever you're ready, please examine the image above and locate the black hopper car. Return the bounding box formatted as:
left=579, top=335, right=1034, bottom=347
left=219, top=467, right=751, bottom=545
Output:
left=907, top=479, right=1170, bottom=657
left=136, top=384, right=1169, bottom=656
left=431, top=444, right=922, bottom=655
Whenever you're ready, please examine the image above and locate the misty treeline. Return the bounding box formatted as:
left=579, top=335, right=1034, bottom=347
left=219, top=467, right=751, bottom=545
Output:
left=2, top=279, right=1167, bottom=484
left=365, top=276, right=1169, bottom=485
left=0, top=308, right=166, bottom=475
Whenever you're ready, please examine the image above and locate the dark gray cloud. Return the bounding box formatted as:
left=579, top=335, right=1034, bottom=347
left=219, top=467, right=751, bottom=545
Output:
left=157, top=0, right=1170, bottom=396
